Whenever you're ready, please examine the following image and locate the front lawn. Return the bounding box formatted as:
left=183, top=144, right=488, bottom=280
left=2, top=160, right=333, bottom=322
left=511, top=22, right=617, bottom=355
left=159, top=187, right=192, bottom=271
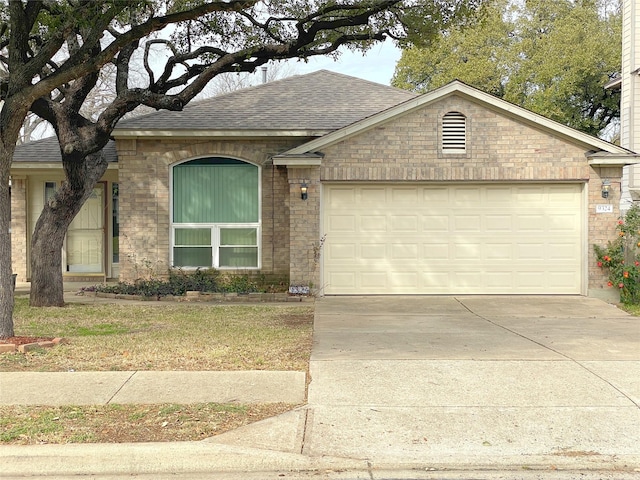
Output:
left=0, top=298, right=313, bottom=445
left=1, top=298, right=313, bottom=372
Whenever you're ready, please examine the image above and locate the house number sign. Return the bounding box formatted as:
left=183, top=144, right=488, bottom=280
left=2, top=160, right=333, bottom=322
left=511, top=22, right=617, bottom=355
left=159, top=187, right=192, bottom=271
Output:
left=595, top=204, right=614, bottom=213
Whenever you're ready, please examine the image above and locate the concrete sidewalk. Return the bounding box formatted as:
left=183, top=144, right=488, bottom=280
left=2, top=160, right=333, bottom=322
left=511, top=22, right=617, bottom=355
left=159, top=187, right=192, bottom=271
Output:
left=0, top=370, right=306, bottom=405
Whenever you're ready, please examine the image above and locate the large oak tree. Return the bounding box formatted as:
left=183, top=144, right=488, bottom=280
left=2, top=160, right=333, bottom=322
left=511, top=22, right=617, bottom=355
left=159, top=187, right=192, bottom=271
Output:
left=0, top=0, right=479, bottom=337
left=392, top=0, right=622, bottom=138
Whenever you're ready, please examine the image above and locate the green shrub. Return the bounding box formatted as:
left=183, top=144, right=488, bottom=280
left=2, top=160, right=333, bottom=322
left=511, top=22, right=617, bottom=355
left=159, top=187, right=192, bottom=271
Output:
left=93, top=269, right=268, bottom=297
left=594, top=205, right=640, bottom=304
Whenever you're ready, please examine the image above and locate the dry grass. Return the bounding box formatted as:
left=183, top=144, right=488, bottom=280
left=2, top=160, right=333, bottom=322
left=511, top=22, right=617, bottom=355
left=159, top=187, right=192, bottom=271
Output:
left=0, top=403, right=297, bottom=444
left=0, top=298, right=313, bottom=444
left=1, top=298, right=313, bottom=372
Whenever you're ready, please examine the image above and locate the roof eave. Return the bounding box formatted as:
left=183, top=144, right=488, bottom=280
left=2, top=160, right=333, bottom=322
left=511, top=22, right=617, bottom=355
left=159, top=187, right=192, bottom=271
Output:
left=11, top=162, right=118, bottom=170
left=587, top=152, right=640, bottom=166
left=111, top=129, right=332, bottom=139
left=272, top=152, right=324, bottom=166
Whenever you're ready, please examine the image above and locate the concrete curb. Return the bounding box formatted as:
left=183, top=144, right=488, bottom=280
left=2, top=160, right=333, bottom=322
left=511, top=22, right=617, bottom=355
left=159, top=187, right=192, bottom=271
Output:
left=2, top=441, right=639, bottom=478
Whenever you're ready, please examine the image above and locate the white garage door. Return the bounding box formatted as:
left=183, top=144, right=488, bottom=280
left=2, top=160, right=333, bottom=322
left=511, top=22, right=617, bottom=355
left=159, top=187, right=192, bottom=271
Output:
left=323, top=184, right=583, bottom=295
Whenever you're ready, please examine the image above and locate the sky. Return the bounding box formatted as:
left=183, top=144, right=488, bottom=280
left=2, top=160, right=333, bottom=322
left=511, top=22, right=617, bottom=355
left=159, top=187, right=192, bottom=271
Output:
left=287, top=40, right=403, bottom=86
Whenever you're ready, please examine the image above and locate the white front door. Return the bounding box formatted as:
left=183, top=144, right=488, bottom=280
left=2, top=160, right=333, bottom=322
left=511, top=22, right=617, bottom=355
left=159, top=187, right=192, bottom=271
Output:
left=66, top=185, right=105, bottom=273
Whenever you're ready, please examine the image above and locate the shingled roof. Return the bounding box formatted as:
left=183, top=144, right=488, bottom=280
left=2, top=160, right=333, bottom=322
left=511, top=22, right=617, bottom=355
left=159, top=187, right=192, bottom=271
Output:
left=12, top=136, right=118, bottom=163
left=115, top=70, right=418, bottom=132
left=13, top=70, right=418, bottom=163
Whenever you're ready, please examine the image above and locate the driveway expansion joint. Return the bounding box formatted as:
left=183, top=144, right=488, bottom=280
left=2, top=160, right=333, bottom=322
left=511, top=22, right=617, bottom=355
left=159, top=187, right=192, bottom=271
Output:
left=455, top=297, right=640, bottom=410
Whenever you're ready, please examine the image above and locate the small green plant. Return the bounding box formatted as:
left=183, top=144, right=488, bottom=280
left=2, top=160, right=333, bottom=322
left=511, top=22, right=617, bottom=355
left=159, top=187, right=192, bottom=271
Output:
left=594, top=205, right=640, bottom=304
left=93, top=268, right=267, bottom=297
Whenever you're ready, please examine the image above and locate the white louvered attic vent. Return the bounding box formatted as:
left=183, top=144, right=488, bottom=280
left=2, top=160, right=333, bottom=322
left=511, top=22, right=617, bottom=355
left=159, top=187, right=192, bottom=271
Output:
left=442, top=112, right=466, bottom=154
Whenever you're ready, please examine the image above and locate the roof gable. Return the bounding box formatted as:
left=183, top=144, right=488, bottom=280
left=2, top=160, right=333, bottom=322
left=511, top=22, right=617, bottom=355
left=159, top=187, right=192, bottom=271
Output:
left=114, top=70, right=417, bottom=136
left=278, top=80, right=630, bottom=159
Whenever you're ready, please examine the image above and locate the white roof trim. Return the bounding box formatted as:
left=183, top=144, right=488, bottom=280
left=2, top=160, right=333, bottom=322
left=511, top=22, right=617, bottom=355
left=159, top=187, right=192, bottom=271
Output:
left=273, top=157, right=323, bottom=166
left=588, top=154, right=640, bottom=166
left=283, top=81, right=629, bottom=156
left=112, top=129, right=330, bottom=139
left=11, top=163, right=118, bottom=170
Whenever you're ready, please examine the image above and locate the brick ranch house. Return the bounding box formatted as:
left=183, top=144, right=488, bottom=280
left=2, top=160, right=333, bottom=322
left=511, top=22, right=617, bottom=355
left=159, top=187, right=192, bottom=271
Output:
left=10, top=70, right=639, bottom=299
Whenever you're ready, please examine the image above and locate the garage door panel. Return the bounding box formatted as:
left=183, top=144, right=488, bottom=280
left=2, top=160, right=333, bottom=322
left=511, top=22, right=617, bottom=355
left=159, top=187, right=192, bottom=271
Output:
left=423, top=242, right=450, bottom=259
left=327, top=272, right=357, bottom=290
left=485, top=215, right=512, bottom=231
left=360, top=216, right=387, bottom=232
left=515, top=186, right=546, bottom=205
left=454, top=215, right=481, bottom=231
left=549, top=243, right=579, bottom=260
left=391, top=243, right=419, bottom=259
left=423, top=188, right=451, bottom=203
left=548, top=271, right=580, bottom=289
left=391, top=187, right=419, bottom=203
left=548, top=214, right=579, bottom=231
left=361, top=187, right=387, bottom=205
left=423, top=216, right=449, bottom=231
left=453, top=242, right=481, bottom=260
left=323, top=184, right=583, bottom=295
left=485, top=271, right=513, bottom=288
left=485, top=243, right=513, bottom=260
left=486, top=186, right=514, bottom=203
left=328, top=187, right=356, bottom=207
left=361, top=244, right=386, bottom=260
left=454, top=187, right=482, bottom=204
left=391, top=215, right=419, bottom=231
left=516, top=215, right=546, bottom=231
left=327, top=243, right=357, bottom=260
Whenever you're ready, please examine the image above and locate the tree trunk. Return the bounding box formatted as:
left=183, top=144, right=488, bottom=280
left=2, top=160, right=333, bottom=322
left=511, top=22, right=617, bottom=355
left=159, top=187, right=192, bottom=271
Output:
left=0, top=146, right=14, bottom=338
left=0, top=95, right=29, bottom=338
left=29, top=151, right=108, bottom=307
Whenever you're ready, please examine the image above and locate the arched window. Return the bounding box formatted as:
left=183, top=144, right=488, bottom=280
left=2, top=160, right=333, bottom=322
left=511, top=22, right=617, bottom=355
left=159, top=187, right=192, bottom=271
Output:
left=442, top=111, right=467, bottom=154
left=171, top=157, right=260, bottom=268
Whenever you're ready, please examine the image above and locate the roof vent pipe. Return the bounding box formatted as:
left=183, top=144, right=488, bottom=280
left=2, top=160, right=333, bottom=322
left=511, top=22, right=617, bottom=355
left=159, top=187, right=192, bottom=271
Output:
left=261, top=66, right=267, bottom=84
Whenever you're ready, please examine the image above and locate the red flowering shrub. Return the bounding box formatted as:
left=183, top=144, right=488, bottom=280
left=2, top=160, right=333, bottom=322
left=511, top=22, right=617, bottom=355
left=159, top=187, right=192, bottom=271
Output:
left=594, top=205, right=640, bottom=304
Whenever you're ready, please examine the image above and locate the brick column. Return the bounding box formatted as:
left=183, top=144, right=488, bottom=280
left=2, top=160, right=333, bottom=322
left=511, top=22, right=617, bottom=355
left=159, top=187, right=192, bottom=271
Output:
left=287, top=166, right=321, bottom=292
left=10, top=176, right=27, bottom=281
left=588, top=165, right=624, bottom=299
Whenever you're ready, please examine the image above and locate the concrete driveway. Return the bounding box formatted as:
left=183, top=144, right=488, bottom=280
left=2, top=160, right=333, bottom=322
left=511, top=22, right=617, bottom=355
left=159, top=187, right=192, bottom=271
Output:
left=213, top=295, right=640, bottom=471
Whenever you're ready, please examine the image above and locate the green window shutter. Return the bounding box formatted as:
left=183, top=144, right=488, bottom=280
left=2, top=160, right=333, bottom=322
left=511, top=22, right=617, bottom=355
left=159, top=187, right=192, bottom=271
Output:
left=173, top=161, right=258, bottom=223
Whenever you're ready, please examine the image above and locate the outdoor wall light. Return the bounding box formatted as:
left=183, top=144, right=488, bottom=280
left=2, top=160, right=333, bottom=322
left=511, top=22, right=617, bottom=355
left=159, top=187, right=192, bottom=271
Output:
left=601, top=179, right=611, bottom=199
left=300, top=182, right=308, bottom=200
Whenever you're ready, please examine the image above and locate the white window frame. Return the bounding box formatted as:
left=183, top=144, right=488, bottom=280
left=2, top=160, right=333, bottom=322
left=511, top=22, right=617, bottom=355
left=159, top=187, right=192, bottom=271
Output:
left=172, top=224, right=261, bottom=269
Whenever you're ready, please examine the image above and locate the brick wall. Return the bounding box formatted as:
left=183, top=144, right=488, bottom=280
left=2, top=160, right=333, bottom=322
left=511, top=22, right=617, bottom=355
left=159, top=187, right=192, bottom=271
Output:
left=588, top=166, right=624, bottom=296
left=286, top=167, right=321, bottom=290
left=321, top=96, right=590, bottom=182
left=10, top=176, right=27, bottom=281
left=116, top=138, right=298, bottom=282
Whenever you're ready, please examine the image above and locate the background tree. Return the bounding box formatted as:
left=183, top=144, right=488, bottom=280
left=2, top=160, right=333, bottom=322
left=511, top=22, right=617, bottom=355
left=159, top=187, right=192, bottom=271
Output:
left=0, top=0, right=480, bottom=337
left=392, top=0, right=622, bottom=138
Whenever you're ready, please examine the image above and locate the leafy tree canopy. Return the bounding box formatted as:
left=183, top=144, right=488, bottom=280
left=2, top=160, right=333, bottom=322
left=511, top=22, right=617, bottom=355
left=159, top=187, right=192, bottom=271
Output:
left=392, top=0, right=622, bottom=138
